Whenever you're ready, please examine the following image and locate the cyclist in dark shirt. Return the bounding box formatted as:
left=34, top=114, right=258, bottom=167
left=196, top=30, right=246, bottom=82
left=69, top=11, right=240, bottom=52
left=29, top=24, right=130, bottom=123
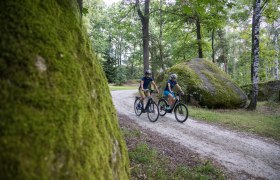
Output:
left=139, top=69, right=159, bottom=104
left=163, top=74, right=183, bottom=109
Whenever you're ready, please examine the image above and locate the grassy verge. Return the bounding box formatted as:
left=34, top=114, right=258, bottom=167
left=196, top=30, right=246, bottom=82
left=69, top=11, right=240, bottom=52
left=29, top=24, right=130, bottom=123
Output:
left=189, top=101, right=280, bottom=141
left=109, top=84, right=138, bottom=91
left=128, top=142, right=224, bottom=179
left=119, top=116, right=226, bottom=179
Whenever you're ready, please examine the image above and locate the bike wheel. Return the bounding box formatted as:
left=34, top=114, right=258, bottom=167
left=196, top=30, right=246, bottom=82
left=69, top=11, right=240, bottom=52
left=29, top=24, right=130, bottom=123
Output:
left=174, top=103, right=188, bottom=123
left=158, top=99, right=167, bottom=116
left=147, top=101, right=159, bottom=122
left=134, top=98, right=142, bottom=116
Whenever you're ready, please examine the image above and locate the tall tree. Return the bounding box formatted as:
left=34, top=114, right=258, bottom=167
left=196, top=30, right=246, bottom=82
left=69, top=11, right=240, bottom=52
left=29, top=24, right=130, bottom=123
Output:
left=273, top=24, right=279, bottom=80
left=247, top=0, right=262, bottom=110
left=195, top=15, right=203, bottom=58
left=178, top=0, right=229, bottom=59
left=159, top=0, right=165, bottom=70
left=77, top=0, right=83, bottom=14
left=136, top=0, right=150, bottom=72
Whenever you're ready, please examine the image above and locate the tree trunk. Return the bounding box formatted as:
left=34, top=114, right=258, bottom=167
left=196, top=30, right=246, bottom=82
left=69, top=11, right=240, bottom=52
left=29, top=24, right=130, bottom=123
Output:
left=136, top=0, right=150, bottom=73
left=212, top=29, right=215, bottom=63
left=272, top=23, right=279, bottom=80
left=119, top=36, right=122, bottom=66
left=159, top=0, right=165, bottom=70
left=224, top=58, right=228, bottom=73
left=247, top=0, right=262, bottom=110
left=77, top=0, right=83, bottom=15
left=195, top=16, right=203, bottom=58
left=0, top=0, right=129, bottom=178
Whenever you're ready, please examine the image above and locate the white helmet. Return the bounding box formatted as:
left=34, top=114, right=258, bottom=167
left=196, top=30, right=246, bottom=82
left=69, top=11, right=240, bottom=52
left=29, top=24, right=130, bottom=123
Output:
left=170, top=74, right=177, bottom=79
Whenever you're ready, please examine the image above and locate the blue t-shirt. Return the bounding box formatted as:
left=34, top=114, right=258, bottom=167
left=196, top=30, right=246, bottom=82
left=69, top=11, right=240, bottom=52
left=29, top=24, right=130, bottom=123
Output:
left=139, top=77, right=153, bottom=89
left=164, top=79, right=177, bottom=91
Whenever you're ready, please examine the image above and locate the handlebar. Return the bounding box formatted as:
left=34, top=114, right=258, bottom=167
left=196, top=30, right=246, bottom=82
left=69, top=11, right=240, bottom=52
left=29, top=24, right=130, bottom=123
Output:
left=143, top=89, right=158, bottom=94
left=176, top=91, right=184, bottom=96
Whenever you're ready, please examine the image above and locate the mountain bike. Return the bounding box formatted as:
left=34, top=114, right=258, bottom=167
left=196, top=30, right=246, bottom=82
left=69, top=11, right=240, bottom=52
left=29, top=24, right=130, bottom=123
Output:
left=134, top=90, right=159, bottom=122
left=158, top=92, right=188, bottom=123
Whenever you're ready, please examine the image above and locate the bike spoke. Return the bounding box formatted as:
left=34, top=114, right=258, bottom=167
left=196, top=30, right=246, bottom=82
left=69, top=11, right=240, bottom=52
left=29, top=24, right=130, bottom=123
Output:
left=175, top=103, right=188, bottom=123
left=158, top=99, right=167, bottom=116
left=147, top=102, right=159, bottom=122
left=134, top=98, right=142, bottom=116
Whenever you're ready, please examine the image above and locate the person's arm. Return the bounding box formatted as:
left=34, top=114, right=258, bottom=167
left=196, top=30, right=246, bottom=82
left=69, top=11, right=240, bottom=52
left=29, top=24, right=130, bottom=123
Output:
left=168, top=83, right=172, bottom=92
left=140, top=80, right=144, bottom=91
left=152, top=81, right=159, bottom=93
left=175, top=84, right=184, bottom=94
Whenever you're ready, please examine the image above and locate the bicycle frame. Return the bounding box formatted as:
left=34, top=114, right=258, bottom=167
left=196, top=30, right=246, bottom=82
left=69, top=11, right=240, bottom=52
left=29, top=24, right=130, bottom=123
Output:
left=142, top=92, right=157, bottom=112
left=165, top=93, right=182, bottom=112
left=158, top=92, right=189, bottom=122
left=134, top=90, right=159, bottom=122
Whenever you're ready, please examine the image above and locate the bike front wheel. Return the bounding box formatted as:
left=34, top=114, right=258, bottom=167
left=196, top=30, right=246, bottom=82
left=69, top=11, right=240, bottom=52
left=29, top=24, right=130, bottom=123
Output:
left=147, top=101, right=159, bottom=122
left=134, top=98, right=142, bottom=116
left=174, top=103, right=188, bottom=123
left=158, top=98, right=167, bottom=116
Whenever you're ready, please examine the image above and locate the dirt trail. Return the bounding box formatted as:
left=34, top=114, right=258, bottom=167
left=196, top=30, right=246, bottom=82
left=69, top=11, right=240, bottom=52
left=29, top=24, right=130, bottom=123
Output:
left=111, top=90, right=280, bottom=179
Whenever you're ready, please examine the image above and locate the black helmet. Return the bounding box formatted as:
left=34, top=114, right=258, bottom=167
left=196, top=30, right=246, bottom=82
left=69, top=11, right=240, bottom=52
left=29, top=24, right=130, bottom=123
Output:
left=145, top=69, right=152, bottom=75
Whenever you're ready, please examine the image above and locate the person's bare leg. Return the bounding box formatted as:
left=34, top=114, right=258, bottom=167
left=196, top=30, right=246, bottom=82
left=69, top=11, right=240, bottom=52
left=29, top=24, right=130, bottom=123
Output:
left=171, top=97, right=175, bottom=107
left=168, top=94, right=173, bottom=106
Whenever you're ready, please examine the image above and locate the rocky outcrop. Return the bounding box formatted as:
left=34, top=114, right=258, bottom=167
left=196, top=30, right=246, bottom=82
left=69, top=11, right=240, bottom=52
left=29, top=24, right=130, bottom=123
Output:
left=156, top=59, right=247, bottom=108
left=242, top=80, right=280, bottom=102
left=0, top=0, right=129, bottom=179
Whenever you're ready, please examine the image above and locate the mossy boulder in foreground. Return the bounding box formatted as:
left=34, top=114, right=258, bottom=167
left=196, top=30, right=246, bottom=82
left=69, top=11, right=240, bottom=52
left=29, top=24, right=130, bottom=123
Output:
left=156, top=58, right=247, bottom=108
left=0, top=0, right=129, bottom=179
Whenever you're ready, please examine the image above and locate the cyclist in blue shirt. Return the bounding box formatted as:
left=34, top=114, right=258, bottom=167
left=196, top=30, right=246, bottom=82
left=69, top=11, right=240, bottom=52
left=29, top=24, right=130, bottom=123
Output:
left=164, top=74, right=184, bottom=109
left=139, top=69, right=159, bottom=104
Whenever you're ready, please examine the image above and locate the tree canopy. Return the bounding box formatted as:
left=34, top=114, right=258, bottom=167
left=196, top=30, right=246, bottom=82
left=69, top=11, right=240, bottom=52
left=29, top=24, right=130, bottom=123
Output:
left=84, top=0, right=279, bottom=87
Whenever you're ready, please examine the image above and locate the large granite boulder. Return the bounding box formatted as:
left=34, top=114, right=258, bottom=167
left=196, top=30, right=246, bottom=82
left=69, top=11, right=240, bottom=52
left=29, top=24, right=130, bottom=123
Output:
left=156, top=58, right=247, bottom=108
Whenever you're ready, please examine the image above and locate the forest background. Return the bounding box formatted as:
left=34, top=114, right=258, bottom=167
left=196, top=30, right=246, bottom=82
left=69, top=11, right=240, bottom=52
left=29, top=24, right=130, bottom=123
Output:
left=83, top=0, right=279, bottom=88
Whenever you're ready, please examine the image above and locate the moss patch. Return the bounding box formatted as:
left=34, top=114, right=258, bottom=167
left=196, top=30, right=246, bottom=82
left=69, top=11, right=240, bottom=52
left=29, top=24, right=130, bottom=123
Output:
left=156, top=58, right=247, bottom=109
left=241, top=80, right=280, bottom=102
left=0, top=0, right=129, bottom=179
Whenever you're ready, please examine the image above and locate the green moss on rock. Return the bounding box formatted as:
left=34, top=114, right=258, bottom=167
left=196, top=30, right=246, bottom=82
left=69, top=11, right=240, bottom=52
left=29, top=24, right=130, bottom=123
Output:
left=0, top=0, right=129, bottom=179
left=156, top=58, right=247, bottom=109
left=241, top=80, right=280, bottom=102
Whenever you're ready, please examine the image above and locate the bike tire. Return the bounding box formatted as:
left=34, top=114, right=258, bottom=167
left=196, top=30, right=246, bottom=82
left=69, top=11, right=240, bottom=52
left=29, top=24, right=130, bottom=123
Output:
left=134, top=98, right=142, bottom=116
left=158, top=98, right=167, bottom=116
left=174, top=103, right=188, bottom=123
left=147, top=101, right=159, bottom=122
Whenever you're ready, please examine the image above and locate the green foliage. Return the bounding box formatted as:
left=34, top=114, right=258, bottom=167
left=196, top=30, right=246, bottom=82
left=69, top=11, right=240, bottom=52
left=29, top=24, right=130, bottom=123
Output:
left=84, top=0, right=280, bottom=88
left=114, top=66, right=128, bottom=85
left=0, top=0, right=129, bottom=179
left=102, top=49, right=117, bottom=83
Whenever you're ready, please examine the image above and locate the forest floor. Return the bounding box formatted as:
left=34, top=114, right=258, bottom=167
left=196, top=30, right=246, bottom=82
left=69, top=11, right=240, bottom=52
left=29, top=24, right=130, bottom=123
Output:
left=112, top=90, right=280, bottom=179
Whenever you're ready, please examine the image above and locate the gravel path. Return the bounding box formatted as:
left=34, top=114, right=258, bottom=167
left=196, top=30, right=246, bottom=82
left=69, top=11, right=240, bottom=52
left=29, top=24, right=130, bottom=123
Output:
left=111, top=90, right=280, bottom=180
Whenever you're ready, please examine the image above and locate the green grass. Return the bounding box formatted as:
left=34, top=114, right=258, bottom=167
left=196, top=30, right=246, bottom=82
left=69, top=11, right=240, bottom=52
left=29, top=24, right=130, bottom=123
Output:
left=189, top=102, right=280, bottom=141
left=129, top=142, right=224, bottom=180
left=109, top=84, right=138, bottom=91
left=121, top=126, right=224, bottom=179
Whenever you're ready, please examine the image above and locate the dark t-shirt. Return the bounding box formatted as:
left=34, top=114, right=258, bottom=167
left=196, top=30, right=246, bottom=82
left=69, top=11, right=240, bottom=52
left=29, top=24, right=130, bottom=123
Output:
left=139, top=77, right=153, bottom=89
left=164, top=79, right=177, bottom=91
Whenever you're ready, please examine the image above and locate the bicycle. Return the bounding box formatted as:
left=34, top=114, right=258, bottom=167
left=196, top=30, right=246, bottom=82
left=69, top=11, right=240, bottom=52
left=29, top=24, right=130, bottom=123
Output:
left=134, top=89, right=159, bottom=122
left=158, top=91, right=188, bottom=123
